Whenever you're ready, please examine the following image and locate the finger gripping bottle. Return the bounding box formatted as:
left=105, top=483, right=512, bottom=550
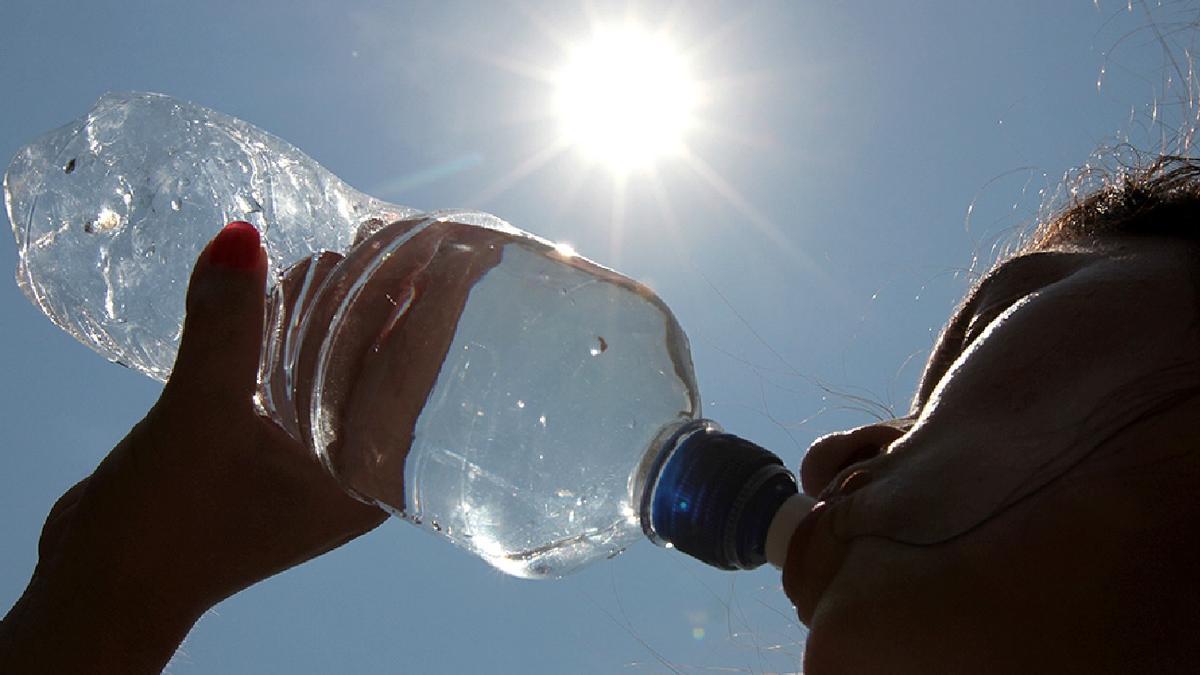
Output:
left=6, top=92, right=809, bottom=578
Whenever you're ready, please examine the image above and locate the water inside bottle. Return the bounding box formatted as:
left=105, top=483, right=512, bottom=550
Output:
left=270, top=215, right=700, bottom=578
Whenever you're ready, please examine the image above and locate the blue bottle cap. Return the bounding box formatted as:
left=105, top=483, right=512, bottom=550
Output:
left=648, top=424, right=798, bottom=570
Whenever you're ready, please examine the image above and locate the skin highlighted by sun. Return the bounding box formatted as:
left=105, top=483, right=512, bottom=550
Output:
left=554, top=26, right=698, bottom=173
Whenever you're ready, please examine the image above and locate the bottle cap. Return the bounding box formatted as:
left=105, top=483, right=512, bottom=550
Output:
left=648, top=422, right=798, bottom=570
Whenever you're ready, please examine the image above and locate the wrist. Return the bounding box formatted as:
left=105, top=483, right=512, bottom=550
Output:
left=2, top=557, right=208, bottom=674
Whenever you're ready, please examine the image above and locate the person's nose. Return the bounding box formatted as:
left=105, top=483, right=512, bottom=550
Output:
left=798, top=417, right=915, bottom=498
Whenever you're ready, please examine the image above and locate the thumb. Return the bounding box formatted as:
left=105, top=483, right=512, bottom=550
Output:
left=166, top=221, right=268, bottom=400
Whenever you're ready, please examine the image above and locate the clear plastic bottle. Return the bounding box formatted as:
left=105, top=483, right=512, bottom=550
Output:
left=6, top=92, right=811, bottom=578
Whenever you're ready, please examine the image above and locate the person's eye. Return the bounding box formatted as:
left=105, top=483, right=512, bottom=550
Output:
left=961, top=298, right=1012, bottom=346
left=913, top=251, right=1090, bottom=410
left=960, top=287, right=1040, bottom=347
left=959, top=250, right=1095, bottom=350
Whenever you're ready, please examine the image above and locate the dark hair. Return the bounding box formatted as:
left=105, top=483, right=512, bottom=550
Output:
left=1024, top=154, right=1200, bottom=252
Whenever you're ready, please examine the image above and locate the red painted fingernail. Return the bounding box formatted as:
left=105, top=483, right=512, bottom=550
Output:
left=208, top=221, right=263, bottom=271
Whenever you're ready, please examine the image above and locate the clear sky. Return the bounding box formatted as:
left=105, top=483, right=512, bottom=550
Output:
left=0, top=1, right=1191, bottom=673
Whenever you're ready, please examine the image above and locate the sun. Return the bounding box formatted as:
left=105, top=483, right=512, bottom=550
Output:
left=554, top=25, right=698, bottom=173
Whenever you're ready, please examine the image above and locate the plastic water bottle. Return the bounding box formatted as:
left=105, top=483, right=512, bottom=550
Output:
left=5, top=92, right=812, bottom=578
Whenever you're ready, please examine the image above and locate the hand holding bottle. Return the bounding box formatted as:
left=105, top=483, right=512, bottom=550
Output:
left=0, top=222, right=386, bottom=674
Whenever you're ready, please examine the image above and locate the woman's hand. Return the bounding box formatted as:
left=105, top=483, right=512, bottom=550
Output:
left=1, top=222, right=386, bottom=673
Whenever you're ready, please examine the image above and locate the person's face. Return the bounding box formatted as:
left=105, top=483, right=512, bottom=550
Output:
left=784, top=237, right=1200, bottom=673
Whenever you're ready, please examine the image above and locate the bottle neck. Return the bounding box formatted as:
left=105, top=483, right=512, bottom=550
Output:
left=764, top=493, right=816, bottom=569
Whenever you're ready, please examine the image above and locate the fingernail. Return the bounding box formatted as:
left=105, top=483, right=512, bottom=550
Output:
left=209, top=221, right=263, bottom=271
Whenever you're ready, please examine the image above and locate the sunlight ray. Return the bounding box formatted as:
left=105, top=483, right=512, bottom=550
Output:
left=645, top=167, right=684, bottom=243
left=657, top=0, right=691, bottom=38
left=688, top=116, right=776, bottom=153
left=678, top=4, right=758, bottom=64
left=370, top=153, right=485, bottom=200
left=428, top=9, right=563, bottom=85
left=677, top=146, right=852, bottom=312
left=467, top=139, right=571, bottom=207
left=607, top=171, right=628, bottom=265
left=457, top=46, right=561, bottom=85
left=645, top=167, right=852, bottom=435
left=511, top=1, right=582, bottom=53
left=546, top=159, right=595, bottom=224
left=580, top=0, right=604, bottom=31
left=697, top=68, right=788, bottom=96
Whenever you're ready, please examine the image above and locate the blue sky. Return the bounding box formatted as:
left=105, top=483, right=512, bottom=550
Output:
left=0, top=2, right=1190, bottom=673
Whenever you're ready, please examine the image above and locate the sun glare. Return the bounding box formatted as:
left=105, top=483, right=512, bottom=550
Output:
left=461, top=11, right=797, bottom=282
left=555, top=26, right=697, bottom=172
